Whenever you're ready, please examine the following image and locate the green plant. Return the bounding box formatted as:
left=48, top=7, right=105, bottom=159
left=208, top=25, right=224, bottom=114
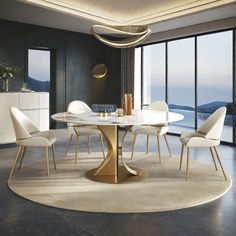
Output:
left=0, top=62, right=19, bottom=80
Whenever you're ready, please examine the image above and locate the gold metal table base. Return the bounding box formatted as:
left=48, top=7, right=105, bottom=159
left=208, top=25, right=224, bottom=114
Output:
left=86, top=166, right=146, bottom=184
left=87, top=125, right=142, bottom=183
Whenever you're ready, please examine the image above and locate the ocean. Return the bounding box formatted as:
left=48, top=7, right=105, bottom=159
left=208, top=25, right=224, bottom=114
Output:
left=147, top=85, right=232, bottom=106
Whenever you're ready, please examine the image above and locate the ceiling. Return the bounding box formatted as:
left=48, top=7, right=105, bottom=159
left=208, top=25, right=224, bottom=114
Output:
left=0, top=0, right=236, bottom=35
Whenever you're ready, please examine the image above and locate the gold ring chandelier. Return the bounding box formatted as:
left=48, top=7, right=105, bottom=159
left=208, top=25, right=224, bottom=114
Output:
left=91, top=25, right=152, bottom=48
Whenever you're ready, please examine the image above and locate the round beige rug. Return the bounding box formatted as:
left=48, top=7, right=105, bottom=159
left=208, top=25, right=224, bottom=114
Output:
left=8, top=152, right=231, bottom=213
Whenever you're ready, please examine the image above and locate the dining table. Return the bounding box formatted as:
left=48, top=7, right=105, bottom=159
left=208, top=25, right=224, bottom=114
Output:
left=52, top=109, right=184, bottom=183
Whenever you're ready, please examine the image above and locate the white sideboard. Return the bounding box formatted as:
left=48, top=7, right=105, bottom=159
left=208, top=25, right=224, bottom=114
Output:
left=0, top=92, right=49, bottom=144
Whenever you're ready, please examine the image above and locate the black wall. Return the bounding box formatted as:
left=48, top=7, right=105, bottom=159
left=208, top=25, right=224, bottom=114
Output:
left=0, top=19, right=122, bottom=127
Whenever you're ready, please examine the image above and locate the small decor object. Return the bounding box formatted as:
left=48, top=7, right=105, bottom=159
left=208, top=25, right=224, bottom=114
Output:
left=0, top=62, right=19, bottom=92
left=91, top=104, right=117, bottom=116
left=123, top=94, right=132, bottom=115
left=20, top=82, right=32, bottom=92
left=117, top=108, right=124, bottom=117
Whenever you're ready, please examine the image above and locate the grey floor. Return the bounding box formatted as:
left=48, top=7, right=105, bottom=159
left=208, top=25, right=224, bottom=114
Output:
left=0, top=129, right=236, bottom=236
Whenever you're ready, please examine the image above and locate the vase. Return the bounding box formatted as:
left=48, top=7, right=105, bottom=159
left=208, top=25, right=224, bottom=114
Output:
left=123, top=94, right=132, bottom=115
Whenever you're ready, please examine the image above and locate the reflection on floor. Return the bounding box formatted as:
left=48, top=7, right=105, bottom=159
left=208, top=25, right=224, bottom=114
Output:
left=0, top=129, right=236, bottom=236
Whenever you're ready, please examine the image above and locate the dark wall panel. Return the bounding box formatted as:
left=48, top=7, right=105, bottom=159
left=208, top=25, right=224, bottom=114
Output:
left=65, top=33, right=107, bottom=107
left=0, top=19, right=122, bottom=128
left=0, top=20, right=25, bottom=91
left=105, top=47, right=122, bottom=106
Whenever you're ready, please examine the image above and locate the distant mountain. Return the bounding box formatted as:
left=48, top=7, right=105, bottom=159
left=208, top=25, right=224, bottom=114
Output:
left=169, top=101, right=228, bottom=113
left=169, top=104, right=194, bottom=111
left=198, top=101, right=228, bottom=113
left=27, top=77, right=50, bottom=92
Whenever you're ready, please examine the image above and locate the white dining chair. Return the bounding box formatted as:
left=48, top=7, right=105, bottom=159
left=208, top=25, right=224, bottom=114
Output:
left=130, top=101, right=172, bottom=162
left=179, top=107, right=227, bottom=181
left=65, top=100, right=105, bottom=163
left=9, top=106, right=56, bottom=179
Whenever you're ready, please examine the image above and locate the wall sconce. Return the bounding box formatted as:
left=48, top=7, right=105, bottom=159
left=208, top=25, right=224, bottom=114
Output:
left=92, top=64, right=107, bottom=79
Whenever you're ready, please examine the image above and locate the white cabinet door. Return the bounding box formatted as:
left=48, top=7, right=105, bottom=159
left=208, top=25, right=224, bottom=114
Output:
left=20, top=93, right=39, bottom=109
left=39, top=109, right=49, bottom=131
left=39, top=93, right=49, bottom=109
left=0, top=93, right=19, bottom=144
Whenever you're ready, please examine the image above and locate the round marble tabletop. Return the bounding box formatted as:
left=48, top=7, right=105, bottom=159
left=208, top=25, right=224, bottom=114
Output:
left=51, top=110, right=184, bottom=126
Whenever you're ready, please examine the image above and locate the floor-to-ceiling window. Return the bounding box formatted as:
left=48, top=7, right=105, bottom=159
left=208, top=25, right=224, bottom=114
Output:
left=197, top=31, right=233, bottom=142
left=142, top=43, right=166, bottom=108
left=135, top=29, right=234, bottom=143
left=134, top=47, right=142, bottom=109
left=168, top=38, right=195, bottom=134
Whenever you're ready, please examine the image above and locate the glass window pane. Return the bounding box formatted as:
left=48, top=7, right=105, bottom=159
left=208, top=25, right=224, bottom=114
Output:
left=197, top=31, right=233, bottom=142
left=142, top=43, right=165, bottom=107
left=134, top=48, right=141, bottom=109
left=168, top=38, right=195, bottom=134
left=28, top=49, right=50, bottom=92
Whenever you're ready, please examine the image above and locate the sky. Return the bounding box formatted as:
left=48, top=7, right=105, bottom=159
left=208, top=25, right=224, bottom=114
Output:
left=143, top=30, right=232, bottom=88
left=136, top=30, right=233, bottom=106
left=28, top=49, right=50, bottom=82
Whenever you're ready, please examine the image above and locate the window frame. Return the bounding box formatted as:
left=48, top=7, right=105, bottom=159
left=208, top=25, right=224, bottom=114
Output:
left=136, top=27, right=235, bottom=145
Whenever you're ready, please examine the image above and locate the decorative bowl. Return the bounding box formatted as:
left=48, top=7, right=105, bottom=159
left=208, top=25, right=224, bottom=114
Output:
left=91, top=104, right=117, bottom=115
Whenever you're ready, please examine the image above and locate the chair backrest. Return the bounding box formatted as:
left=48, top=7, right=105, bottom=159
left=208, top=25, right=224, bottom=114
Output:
left=10, top=107, right=39, bottom=140
left=67, top=100, right=91, bottom=114
left=148, top=101, right=168, bottom=112
left=197, top=107, right=226, bottom=140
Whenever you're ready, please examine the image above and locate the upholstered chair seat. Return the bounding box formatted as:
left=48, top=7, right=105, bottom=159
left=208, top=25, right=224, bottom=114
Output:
left=180, top=131, right=220, bottom=147
left=68, top=126, right=102, bottom=136
left=17, top=130, right=56, bottom=147
left=132, top=125, right=168, bottom=136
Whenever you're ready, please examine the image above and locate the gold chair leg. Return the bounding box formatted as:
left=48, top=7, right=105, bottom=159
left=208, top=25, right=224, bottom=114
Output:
left=146, top=135, right=149, bottom=154
left=52, top=144, right=56, bottom=170
left=100, top=134, right=105, bottom=159
left=186, top=147, right=190, bottom=181
left=179, top=144, right=184, bottom=171
left=9, top=146, right=22, bottom=179
left=75, top=135, right=80, bottom=163
left=209, top=147, right=218, bottom=171
left=213, top=146, right=227, bottom=180
left=18, top=146, right=26, bottom=169
left=157, top=136, right=161, bottom=163
left=65, top=134, right=73, bottom=158
left=164, top=134, right=172, bottom=157
left=88, top=135, right=91, bottom=154
left=45, top=147, right=49, bottom=177
left=131, top=134, right=137, bottom=160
